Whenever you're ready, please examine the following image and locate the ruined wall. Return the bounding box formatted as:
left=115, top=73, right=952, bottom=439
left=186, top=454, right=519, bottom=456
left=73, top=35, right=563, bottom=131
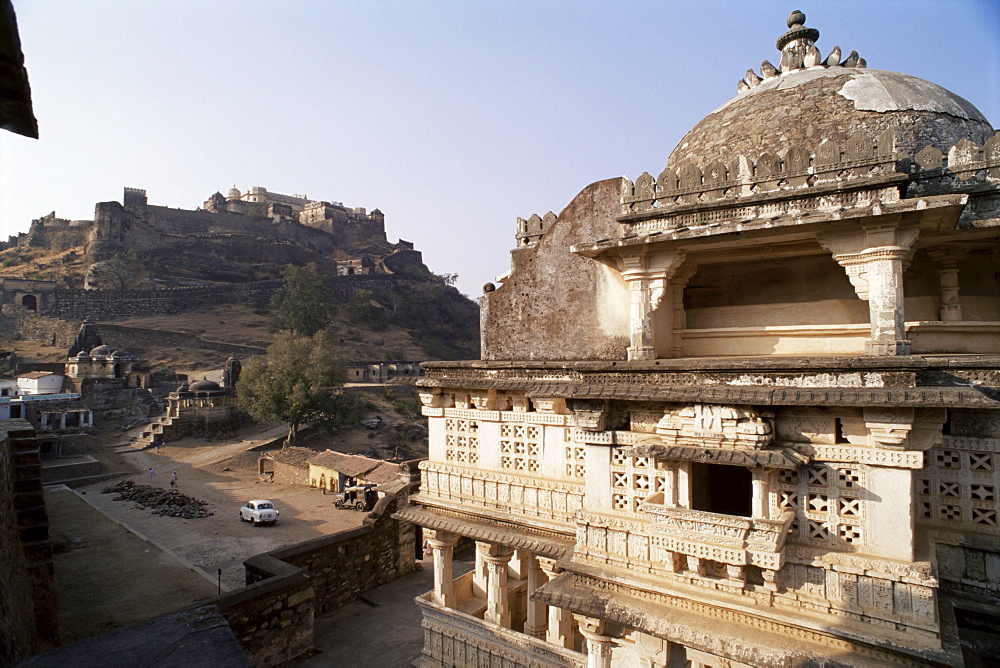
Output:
left=0, top=425, right=36, bottom=664
left=39, top=275, right=397, bottom=321
left=481, top=178, right=630, bottom=361
left=0, top=421, right=59, bottom=657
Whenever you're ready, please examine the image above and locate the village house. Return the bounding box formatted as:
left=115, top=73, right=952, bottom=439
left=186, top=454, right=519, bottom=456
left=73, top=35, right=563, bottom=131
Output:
left=397, top=11, right=1000, bottom=667
left=308, top=449, right=401, bottom=493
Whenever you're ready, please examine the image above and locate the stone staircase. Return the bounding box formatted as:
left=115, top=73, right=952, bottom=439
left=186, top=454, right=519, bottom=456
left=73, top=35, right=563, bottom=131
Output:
left=129, top=414, right=177, bottom=450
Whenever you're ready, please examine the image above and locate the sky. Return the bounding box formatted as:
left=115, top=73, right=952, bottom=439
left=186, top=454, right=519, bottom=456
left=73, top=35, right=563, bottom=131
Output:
left=2, top=1, right=998, bottom=299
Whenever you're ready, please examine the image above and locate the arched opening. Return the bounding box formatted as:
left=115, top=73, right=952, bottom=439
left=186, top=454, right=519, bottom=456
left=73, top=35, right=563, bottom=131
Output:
left=21, top=295, right=37, bottom=311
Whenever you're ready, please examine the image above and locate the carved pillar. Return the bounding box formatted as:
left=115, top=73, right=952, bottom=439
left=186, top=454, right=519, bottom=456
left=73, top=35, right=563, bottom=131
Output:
left=576, top=615, right=615, bottom=668
left=618, top=251, right=686, bottom=361
left=927, top=247, right=967, bottom=322
left=751, top=470, right=768, bottom=519
left=472, top=540, right=488, bottom=598
left=819, top=220, right=919, bottom=356
left=540, top=558, right=575, bottom=649
left=664, top=463, right=679, bottom=506
left=425, top=529, right=459, bottom=608
left=676, top=461, right=691, bottom=508
left=480, top=542, right=515, bottom=627
left=524, top=553, right=548, bottom=639
left=670, top=266, right=698, bottom=358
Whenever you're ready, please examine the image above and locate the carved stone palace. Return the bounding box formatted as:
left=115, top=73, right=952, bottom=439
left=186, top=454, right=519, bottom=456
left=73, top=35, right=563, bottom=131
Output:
left=396, top=11, right=1000, bottom=667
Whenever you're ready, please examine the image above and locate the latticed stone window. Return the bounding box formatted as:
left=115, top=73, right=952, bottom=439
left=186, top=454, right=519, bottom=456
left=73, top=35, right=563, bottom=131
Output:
left=499, top=423, right=541, bottom=473
left=445, top=418, right=480, bottom=466
left=918, top=439, right=1000, bottom=533
left=610, top=448, right=667, bottom=513
left=565, top=445, right=587, bottom=478
left=773, top=463, right=866, bottom=549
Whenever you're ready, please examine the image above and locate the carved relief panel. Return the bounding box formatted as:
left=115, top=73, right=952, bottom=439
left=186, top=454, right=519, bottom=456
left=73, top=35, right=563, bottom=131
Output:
left=445, top=418, right=480, bottom=466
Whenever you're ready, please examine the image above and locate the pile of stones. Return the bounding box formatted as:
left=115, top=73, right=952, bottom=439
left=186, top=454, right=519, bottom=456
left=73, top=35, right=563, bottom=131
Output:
left=101, top=479, right=213, bottom=519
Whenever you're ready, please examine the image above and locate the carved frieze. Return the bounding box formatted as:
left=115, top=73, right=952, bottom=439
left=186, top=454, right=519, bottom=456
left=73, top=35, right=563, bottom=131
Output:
left=655, top=403, right=773, bottom=449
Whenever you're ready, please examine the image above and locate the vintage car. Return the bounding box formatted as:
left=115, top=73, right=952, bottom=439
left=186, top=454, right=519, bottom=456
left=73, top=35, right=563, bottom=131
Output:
left=239, top=499, right=279, bottom=526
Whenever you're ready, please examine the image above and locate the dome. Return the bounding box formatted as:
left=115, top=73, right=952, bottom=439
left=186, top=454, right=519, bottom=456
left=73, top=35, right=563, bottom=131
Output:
left=227, top=187, right=241, bottom=199
left=668, top=13, right=994, bottom=169
left=90, top=344, right=118, bottom=357
left=189, top=379, right=221, bottom=392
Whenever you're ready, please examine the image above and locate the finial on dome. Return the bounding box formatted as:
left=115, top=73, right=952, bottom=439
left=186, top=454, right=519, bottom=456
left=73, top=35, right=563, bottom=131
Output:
left=776, top=9, right=819, bottom=51
left=736, top=11, right=866, bottom=94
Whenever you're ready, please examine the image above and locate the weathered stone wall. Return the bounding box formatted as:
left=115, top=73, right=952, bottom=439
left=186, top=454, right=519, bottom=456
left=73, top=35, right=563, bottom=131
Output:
left=0, top=421, right=59, bottom=659
left=0, top=305, right=79, bottom=348
left=213, top=561, right=314, bottom=667
left=0, top=425, right=37, bottom=664
left=937, top=542, right=1000, bottom=607
left=38, top=275, right=397, bottom=321
left=481, top=178, right=630, bottom=361
left=244, top=494, right=417, bottom=614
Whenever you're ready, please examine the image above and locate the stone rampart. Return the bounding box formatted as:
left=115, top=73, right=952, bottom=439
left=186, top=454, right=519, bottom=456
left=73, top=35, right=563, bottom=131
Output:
left=40, top=275, right=397, bottom=321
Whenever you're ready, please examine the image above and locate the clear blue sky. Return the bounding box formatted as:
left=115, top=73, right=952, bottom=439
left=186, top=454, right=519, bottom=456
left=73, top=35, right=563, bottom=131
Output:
left=2, top=1, right=997, bottom=298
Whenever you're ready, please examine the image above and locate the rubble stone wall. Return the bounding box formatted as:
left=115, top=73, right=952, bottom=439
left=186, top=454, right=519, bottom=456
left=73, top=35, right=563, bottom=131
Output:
left=37, top=275, right=396, bottom=321
left=0, top=421, right=59, bottom=658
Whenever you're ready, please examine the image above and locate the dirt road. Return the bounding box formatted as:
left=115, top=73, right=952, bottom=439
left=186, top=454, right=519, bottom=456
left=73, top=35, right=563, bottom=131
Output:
left=47, top=426, right=373, bottom=643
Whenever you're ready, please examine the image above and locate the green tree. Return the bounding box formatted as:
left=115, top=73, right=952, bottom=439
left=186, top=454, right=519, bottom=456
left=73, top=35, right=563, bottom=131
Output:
left=236, top=331, right=345, bottom=447
left=269, top=263, right=335, bottom=336
left=100, top=250, right=140, bottom=291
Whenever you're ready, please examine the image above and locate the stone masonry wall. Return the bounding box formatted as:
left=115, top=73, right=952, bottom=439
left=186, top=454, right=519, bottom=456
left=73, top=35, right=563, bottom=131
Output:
left=244, top=494, right=417, bottom=614
left=41, top=275, right=397, bottom=321
left=0, top=425, right=37, bottom=664
left=0, top=420, right=59, bottom=657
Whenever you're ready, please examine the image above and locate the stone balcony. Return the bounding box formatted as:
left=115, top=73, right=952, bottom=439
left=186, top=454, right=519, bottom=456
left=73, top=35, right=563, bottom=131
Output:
left=642, top=493, right=795, bottom=574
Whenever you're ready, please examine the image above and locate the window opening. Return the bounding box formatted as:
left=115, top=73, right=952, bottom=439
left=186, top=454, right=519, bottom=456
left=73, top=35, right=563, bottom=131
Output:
left=691, top=463, right=752, bottom=517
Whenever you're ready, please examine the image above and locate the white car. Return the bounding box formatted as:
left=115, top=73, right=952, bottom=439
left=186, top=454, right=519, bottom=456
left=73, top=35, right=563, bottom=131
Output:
left=239, top=499, right=279, bottom=526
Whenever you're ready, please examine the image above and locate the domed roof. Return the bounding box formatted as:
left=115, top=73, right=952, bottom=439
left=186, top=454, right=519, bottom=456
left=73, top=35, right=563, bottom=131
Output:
left=189, top=379, right=221, bottom=392
left=668, top=13, right=994, bottom=169
left=227, top=187, right=241, bottom=199
left=90, top=344, right=118, bottom=357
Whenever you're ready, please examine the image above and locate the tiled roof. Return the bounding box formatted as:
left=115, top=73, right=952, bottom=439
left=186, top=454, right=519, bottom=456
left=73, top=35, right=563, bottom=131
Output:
left=266, top=446, right=316, bottom=468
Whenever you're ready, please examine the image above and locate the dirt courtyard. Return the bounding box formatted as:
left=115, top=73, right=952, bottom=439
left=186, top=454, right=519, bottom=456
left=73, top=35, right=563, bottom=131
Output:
left=46, top=424, right=378, bottom=644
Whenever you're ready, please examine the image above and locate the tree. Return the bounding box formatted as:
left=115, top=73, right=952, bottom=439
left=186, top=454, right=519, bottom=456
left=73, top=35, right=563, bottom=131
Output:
left=236, top=331, right=345, bottom=447
left=100, top=250, right=140, bottom=291
left=269, top=263, right=335, bottom=336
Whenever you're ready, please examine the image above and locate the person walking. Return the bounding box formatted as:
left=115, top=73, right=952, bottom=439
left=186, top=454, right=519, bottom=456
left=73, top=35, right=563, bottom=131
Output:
left=170, top=471, right=178, bottom=488
left=148, top=467, right=155, bottom=482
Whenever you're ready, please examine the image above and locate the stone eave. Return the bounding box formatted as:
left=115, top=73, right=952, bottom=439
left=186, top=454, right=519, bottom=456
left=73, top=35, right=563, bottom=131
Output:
left=393, top=505, right=573, bottom=559
left=423, top=353, right=1000, bottom=372
left=571, top=192, right=968, bottom=259
left=624, top=441, right=804, bottom=469
left=533, top=571, right=958, bottom=666
left=416, top=372, right=1000, bottom=410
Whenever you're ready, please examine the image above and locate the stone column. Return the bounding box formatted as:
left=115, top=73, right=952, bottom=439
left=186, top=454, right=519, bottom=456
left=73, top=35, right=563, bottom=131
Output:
left=480, top=542, right=515, bottom=627
left=540, top=558, right=575, bottom=649
left=576, top=615, right=615, bottom=668
left=425, top=529, right=459, bottom=608
left=820, top=220, right=919, bottom=357
left=618, top=251, right=686, bottom=361
left=524, top=553, right=548, bottom=639
left=751, top=470, right=768, bottom=519
left=928, top=247, right=967, bottom=322
left=676, top=461, right=691, bottom=508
